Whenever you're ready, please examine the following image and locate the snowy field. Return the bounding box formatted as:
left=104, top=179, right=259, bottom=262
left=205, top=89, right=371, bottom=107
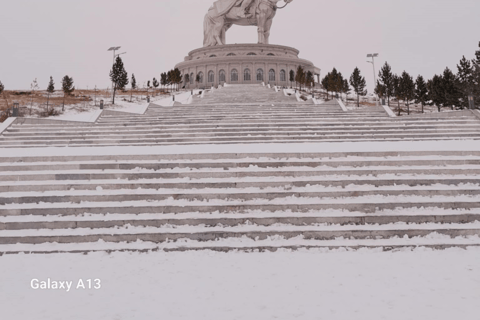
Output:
left=0, top=248, right=479, bottom=319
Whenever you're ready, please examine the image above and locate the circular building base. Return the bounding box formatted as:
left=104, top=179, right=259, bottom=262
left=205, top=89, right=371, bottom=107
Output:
left=175, top=44, right=320, bottom=89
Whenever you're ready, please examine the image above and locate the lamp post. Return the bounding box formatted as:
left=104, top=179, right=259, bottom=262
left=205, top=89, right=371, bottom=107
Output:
left=367, top=53, right=379, bottom=106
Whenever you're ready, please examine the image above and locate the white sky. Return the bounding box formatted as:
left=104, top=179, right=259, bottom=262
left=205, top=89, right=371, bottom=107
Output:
left=1, top=0, right=479, bottom=91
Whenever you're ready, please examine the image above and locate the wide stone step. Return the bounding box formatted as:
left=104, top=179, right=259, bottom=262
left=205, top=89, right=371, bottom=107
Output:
left=2, top=198, right=480, bottom=216
left=2, top=209, right=480, bottom=230
left=7, top=118, right=479, bottom=131
left=1, top=158, right=480, bottom=171
left=2, top=236, right=479, bottom=254
left=7, top=123, right=480, bottom=135
left=3, top=128, right=480, bottom=142
left=1, top=166, right=479, bottom=181
left=2, top=188, right=479, bottom=206
left=0, top=176, right=478, bottom=193
left=1, top=134, right=480, bottom=147
left=0, top=222, right=479, bottom=245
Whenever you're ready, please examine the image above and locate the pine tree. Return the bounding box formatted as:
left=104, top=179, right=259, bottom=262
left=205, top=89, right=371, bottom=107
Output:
left=289, top=70, right=295, bottom=88
left=295, top=66, right=305, bottom=91
left=349, top=67, right=367, bottom=107
left=0, top=81, right=5, bottom=109
left=305, top=71, right=314, bottom=92
left=442, top=67, right=460, bottom=110
left=343, top=79, right=351, bottom=104
left=167, top=70, right=173, bottom=93
left=375, top=80, right=386, bottom=103
left=428, top=75, right=444, bottom=112
left=414, top=75, right=428, bottom=113
left=400, top=71, right=415, bottom=115
left=392, top=75, right=403, bottom=115
left=195, top=73, right=201, bottom=89
left=321, top=75, right=330, bottom=99
left=109, top=56, right=129, bottom=104
left=153, top=78, right=159, bottom=95
left=61, top=75, right=75, bottom=111
left=46, top=76, right=55, bottom=114
left=131, top=74, right=137, bottom=102
left=378, top=62, right=394, bottom=106
left=456, top=56, right=474, bottom=108
left=172, top=68, right=182, bottom=91
left=131, top=74, right=137, bottom=89
left=333, top=70, right=344, bottom=98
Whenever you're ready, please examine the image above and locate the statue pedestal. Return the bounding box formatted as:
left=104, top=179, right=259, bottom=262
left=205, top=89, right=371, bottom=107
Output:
left=175, top=43, right=320, bottom=89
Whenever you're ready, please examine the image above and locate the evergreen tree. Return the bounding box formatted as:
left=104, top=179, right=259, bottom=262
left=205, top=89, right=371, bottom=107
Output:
left=161, top=72, right=167, bottom=92
left=456, top=56, right=474, bottom=108
left=153, top=78, right=159, bottom=95
left=414, top=75, right=428, bottom=113
left=172, top=68, right=182, bottom=91
left=46, top=76, right=55, bottom=114
left=442, top=67, right=460, bottom=110
left=131, top=74, right=137, bottom=89
left=400, top=71, right=415, bottom=115
left=289, top=70, right=295, bottom=88
left=321, top=75, right=330, bottom=99
left=196, top=73, right=201, bottom=89
left=167, top=70, right=173, bottom=92
left=392, top=74, right=403, bottom=115
left=428, top=75, right=444, bottom=112
left=333, top=70, right=344, bottom=97
left=61, top=75, right=75, bottom=111
left=378, top=62, right=394, bottom=106
left=0, top=81, right=8, bottom=112
left=343, top=79, right=351, bottom=104
left=375, top=80, right=386, bottom=103
left=349, top=67, right=367, bottom=107
left=109, top=56, right=129, bottom=104
left=131, top=74, right=137, bottom=102
left=305, top=71, right=314, bottom=92
left=295, top=66, right=305, bottom=91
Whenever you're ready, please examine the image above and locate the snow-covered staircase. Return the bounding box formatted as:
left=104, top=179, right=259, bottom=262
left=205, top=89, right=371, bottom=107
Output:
left=1, top=102, right=480, bottom=147
left=1, top=150, right=480, bottom=254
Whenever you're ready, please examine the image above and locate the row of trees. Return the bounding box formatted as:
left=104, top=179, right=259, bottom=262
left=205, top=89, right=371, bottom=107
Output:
left=44, top=75, right=75, bottom=113
left=376, top=52, right=479, bottom=114
left=160, top=68, right=182, bottom=92
left=290, top=66, right=315, bottom=92
left=321, top=68, right=352, bottom=100
left=0, top=75, right=75, bottom=116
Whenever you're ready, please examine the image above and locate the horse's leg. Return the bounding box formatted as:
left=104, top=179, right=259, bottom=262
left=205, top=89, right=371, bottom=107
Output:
left=264, top=18, right=273, bottom=45
left=213, top=19, right=225, bottom=45
left=222, top=24, right=232, bottom=45
left=257, top=12, right=267, bottom=44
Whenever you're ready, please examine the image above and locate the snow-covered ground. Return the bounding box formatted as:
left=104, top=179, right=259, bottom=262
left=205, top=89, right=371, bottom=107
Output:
left=0, top=248, right=479, bottom=319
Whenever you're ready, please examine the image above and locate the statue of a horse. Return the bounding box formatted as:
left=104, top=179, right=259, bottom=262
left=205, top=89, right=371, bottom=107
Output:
left=204, top=0, right=293, bottom=47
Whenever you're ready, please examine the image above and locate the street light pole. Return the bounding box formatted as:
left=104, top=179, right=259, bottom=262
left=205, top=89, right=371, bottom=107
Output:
left=367, top=53, right=379, bottom=106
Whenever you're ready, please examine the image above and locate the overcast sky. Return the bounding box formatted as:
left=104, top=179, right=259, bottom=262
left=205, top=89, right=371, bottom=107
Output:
left=1, top=0, right=479, bottom=91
